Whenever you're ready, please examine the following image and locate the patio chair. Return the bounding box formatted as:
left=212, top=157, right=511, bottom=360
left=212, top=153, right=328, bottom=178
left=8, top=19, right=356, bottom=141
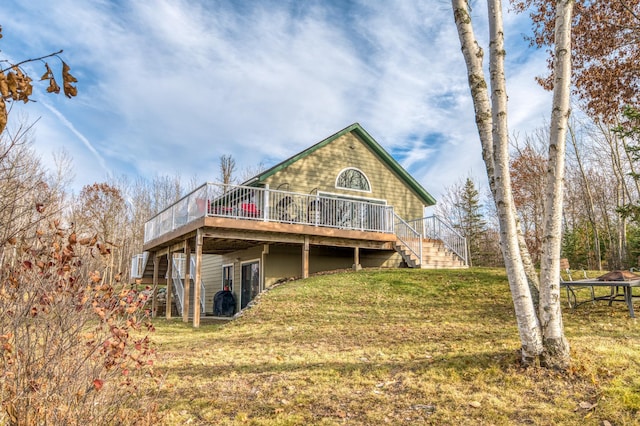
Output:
left=560, top=266, right=594, bottom=309
left=275, top=195, right=292, bottom=220
left=241, top=203, right=260, bottom=218
left=209, top=202, right=233, bottom=216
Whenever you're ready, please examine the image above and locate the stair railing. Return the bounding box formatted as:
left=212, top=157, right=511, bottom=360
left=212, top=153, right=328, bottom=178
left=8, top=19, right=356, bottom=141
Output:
left=171, top=256, right=185, bottom=316
left=189, top=256, right=207, bottom=313
left=411, top=215, right=468, bottom=266
left=393, top=213, right=422, bottom=265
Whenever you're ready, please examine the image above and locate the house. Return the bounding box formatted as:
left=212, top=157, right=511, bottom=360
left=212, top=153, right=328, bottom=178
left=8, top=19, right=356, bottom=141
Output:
left=131, top=123, right=467, bottom=327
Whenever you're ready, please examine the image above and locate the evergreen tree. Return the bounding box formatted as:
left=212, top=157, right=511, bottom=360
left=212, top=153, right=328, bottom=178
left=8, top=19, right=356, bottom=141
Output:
left=615, top=107, right=640, bottom=223
left=453, top=178, right=486, bottom=267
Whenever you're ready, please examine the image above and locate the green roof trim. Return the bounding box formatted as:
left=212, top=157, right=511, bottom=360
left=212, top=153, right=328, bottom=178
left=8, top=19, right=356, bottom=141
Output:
left=245, top=123, right=436, bottom=206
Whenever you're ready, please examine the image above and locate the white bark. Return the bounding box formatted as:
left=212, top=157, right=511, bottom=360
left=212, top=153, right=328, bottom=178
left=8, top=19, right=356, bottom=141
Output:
left=538, top=0, right=573, bottom=369
left=452, top=0, right=543, bottom=364
left=451, top=0, right=540, bottom=297
left=487, top=0, right=543, bottom=362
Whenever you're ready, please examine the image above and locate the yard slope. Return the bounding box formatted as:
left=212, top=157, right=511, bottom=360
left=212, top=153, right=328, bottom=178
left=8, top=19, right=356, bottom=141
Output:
left=151, top=268, right=640, bottom=425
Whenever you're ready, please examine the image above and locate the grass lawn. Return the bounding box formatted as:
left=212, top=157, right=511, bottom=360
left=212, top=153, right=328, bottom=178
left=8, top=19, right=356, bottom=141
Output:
left=148, top=268, right=640, bottom=425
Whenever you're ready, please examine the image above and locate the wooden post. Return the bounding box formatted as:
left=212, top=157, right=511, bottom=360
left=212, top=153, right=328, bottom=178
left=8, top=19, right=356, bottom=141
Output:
left=262, top=244, right=269, bottom=292
left=353, top=247, right=362, bottom=271
left=302, top=236, right=309, bottom=279
left=183, top=239, right=191, bottom=322
left=152, top=253, right=159, bottom=317
left=193, top=230, right=203, bottom=328
left=166, top=251, right=173, bottom=319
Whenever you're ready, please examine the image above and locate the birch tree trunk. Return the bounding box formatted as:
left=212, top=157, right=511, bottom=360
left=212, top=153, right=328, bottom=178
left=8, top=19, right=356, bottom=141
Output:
left=451, top=0, right=573, bottom=368
left=487, top=0, right=544, bottom=363
left=452, top=0, right=543, bottom=364
left=537, top=0, right=573, bottom=369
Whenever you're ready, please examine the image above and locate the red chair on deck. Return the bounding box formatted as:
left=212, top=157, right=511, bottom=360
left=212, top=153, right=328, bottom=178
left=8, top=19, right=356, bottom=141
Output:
left=241, top=203, right=260, bottom=217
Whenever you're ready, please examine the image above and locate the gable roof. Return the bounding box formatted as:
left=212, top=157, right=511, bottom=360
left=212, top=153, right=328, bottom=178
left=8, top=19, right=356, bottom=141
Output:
left=242, top=123, right=436, bottom=206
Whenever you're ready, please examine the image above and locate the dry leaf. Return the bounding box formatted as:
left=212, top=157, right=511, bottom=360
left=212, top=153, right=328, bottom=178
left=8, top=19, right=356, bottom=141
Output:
left=42, top=63, right=60, bottom=94
left=469, top=401, right=482, bottom=408
left=0, top=98, right=6, bottom=133
left=62, top=61, right=78, bottom=98
left=0, top=73, right=9, bottom=98
left=578, top=401, right=597, bottom=410
left=6, top=71, right=17, bottom=98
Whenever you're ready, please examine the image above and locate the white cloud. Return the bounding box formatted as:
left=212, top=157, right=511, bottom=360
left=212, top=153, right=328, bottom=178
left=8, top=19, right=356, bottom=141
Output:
left=1, top=0, right=554, bottom=203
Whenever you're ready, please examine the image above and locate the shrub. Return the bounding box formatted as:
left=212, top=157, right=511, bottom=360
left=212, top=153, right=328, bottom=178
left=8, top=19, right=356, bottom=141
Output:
left=0, top=218, right=157, bottom=425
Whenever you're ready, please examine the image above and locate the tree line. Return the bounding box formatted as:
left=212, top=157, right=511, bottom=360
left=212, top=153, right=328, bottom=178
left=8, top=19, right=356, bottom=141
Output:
left=438, top=111, right=640, bottom=272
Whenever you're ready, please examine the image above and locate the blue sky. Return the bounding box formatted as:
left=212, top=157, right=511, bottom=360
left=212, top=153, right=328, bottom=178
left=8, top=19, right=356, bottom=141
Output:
left=0, top=0, right=552, bottom=201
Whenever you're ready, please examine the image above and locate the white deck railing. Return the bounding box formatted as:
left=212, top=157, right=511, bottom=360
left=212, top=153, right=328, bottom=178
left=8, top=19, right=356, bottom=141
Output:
left=144, top=182, right=396, bottom=244
left=130, top=252, right=149, bottom=280
left=408, top=215, right=468, bottom=266
left=171, top=257, right=184, bottom=315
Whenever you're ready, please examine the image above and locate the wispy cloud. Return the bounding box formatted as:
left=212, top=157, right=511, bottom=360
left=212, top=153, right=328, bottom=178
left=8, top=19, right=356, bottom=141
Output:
left=40, top=100, right=111, bottom=177
left=2, top=0, right=553, bottom=200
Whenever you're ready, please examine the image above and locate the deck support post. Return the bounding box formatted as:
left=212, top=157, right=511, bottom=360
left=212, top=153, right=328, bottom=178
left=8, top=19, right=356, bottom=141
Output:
left=193, top=230, right=203, bottom=328
left=302, top=236, right=309, bottom=279
left=261, top=244, right=269, bottom=292
left=151, top=253, right=159, bottom=317
left=353, top=247, right=361, bottom=271
left=183, top=238, right=191, bottom=322
left=166, top=250, right=173, bottom=319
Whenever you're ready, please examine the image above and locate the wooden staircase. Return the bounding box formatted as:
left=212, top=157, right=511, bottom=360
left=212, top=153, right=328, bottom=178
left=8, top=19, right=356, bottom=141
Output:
left=395, top=238, right=467, bottom=269
left=421, top=238, right=467, bottom=269
left=136, top=255, right=168, bottom=285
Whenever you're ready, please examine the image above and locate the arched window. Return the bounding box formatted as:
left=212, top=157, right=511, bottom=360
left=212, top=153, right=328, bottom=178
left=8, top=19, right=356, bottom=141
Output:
left=336, top=168, right=371, bottom=192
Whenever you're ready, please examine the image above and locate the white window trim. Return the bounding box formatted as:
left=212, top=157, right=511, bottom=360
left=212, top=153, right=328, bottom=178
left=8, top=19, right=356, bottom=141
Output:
left=335, top=167, right=372, bottom=193
left=240, top=258, right=262, bottom=293
left=318, top=191, right=387, bottom=205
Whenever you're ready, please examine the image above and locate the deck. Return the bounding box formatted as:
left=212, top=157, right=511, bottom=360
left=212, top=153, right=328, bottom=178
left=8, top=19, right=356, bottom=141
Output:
left=141, top=182, right=467, bottom=268
left=143, top=182, right=396, bottom=251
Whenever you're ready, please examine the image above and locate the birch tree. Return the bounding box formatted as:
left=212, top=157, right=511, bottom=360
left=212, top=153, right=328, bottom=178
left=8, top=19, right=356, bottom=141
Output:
left=451, top=0, right=573, bottom=368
